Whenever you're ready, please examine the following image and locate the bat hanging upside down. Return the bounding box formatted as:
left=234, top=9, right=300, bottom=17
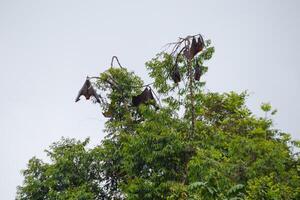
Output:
left=185, top=35, right=205, bottom=60
left=132, top=87, right=159, bottom=110
left=75, top=77, right=101, bottom=103
left=194, top=63, right=202, bottom=81
left=171, top=64, right=181, bottom=83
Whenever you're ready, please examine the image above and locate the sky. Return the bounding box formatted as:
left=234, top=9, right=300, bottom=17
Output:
left=0, top=0, right=299, bottom=198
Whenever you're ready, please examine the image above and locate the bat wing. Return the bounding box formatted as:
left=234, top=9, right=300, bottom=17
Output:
left=93, top=93, right=101, bottom=103
left=190, top=37, right=197, bottom=58
left=197, top=35, right=204, bottom=52
left=132, top=88, right=149, bottom=107
left=132, top=95, right=139, bottom=106
left=75, top=79, right=90, bottom=102
left=171, top=65, right=181, bottom=83
left=75, top=89, right=83, bottom=102
left=87, top=84, right=101, bottom=104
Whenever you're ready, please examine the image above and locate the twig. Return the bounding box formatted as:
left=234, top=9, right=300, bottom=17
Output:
left=174, top=47, right=187, bottom=66
left=142, top=82, right=154, bottom=87
left=89, top=76, right=120, bottom=90
left=89, top=76, right=154, bottom=91
left=111, top=56, right=124, bottom=68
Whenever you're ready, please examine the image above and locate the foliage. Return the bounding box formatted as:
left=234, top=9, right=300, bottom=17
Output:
left=16, top=138, right=106, bottom=199
left=17, top=38, right=300, bottom=200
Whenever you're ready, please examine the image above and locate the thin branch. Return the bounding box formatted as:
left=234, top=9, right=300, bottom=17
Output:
left=88, top=76, right=101, bottom=80
left=179, top=33, right=202, bottom=40
left=89, top=76, right=154, bottom=91
left=168, top=34, right=203, bottom=55
left=89, top=76, right=120, bottom=90
left=111, top=56, right=124, bottom=68
left=142, top=82, right=154, bottom=87
left=174, top=46, right=187, bottom=66
left=171, top=39, right=185, bottom=55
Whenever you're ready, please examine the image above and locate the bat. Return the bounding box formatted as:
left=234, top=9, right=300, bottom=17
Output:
left=132, top=87, right=158, bottom=109
left=75, top=77, right=101, bottom=103
left=132, top=88, right=150, bottom=107
left=190, top=36, right=198, bottom=58
left=194, top=63, right=201, bottom=81
left=196, top=35, right=204, bottom=53
left=171, top=65, right=181, bottom=83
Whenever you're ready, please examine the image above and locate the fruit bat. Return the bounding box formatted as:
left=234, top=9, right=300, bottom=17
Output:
left=196, top=35, right=204, bottom=53
left=132, top=88, right=150, bottom=107
left=190, top=37, right=198, bottom=58
left=171, top=65, right=181, bottom=83
left=132, top=87, right=158, bottom=109
left=75, top=78, right=101, bottom=103
left=194, top=63, right=201, bottom=81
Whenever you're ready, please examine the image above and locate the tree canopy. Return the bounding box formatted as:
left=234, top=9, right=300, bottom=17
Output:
left=17, top=35, right=300, bottom=200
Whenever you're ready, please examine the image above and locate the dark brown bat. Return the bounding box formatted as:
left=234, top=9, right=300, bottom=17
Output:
left=171, top=65, right=181, bottom=83
left=132, top=88, right=150, bottom=106
left=75, top=78, right=101, bottom=103
left=132, top=87, right=158, bottom=109
left=190, top=36, right=198, bottom=58
left=196, top=35, right=204, bottom=53
left=194, top=63, right=201, bottom=81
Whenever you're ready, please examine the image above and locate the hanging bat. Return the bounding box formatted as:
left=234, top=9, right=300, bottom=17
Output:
left=194, top=63, right=201, bottom=81
left=75, top=77, right=101, bottom=103
left=190, top=36, right=198, bottom=58
left=171, top=64, right=181, bottom=83
left=132, top=87, right=158, bottom=109
left=196, top=35, right=205, bottom=53
left=132, top=87, right=150, bottom=107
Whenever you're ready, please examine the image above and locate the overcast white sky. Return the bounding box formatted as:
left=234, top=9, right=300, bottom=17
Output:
left=1, top=0, right=299, bottom=198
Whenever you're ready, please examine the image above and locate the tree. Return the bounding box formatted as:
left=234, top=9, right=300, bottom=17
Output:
left=17, top=35, right=300, bottom=199
left=16, top=138, right=106, bottom=199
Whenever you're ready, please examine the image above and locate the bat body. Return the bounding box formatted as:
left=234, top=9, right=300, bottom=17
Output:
left=196, top=35, right=204, bottom=53
left=184, top=35, right=205, bottom=60
left=171, top=65, right=181, bottom=83
left=132, top=87, right=158, bottom=109
left=75, top=78, right=101, bottom=103
left=190, top=37, right=198, bottom=58
left=194, top=64, right=201, bottom=81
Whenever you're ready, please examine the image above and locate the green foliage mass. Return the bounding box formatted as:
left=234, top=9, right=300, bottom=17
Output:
left=17, top=39, right=300, bottom=200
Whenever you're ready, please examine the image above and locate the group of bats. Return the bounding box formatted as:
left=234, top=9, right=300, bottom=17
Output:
left=171, top=35, right=205, bottom=84
left=75, top=78, right=158, bottom=114
left=75, top=35, right=205, bottom=113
